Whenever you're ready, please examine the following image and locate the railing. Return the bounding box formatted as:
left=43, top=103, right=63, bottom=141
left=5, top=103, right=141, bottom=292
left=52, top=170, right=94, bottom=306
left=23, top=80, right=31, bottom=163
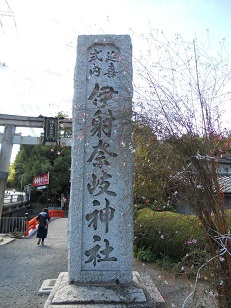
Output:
left=0, top=217, right=26, bottom=234
left=0, top=210, right=64, bottom=237
left=49, top=209, right=65, bottom=219
left=2, top=193, right=29, bottom=216
left=4, top=193, right=26, bottom=204
left=24, top=209, right=64, bottom=237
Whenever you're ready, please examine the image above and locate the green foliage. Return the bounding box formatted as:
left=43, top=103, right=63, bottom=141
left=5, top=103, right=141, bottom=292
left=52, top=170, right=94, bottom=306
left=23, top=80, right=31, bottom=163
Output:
left=134, top=208, right=207, bottom=261
left=136, top=247, right=156, bottom=262
left=8, top=113, right=72, bottom=196
left=7, top=162, right=16, bottom=188
left=135, top=208, right=231, bottom=276
left=132, top=123, right=181, bottom=208
left=132, top=128, right=231, bottom=216
left=226, top=209, right=231, bottom=222
left=11, top=229, right=23, bottom=239
left=12, top=143, right=71, bottom=196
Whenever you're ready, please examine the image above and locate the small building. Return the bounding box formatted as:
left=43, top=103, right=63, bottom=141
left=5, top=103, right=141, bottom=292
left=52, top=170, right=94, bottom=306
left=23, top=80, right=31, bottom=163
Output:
left=217, top=156, right=231, bottom=210
left=174, top=156, right=231, bottom=214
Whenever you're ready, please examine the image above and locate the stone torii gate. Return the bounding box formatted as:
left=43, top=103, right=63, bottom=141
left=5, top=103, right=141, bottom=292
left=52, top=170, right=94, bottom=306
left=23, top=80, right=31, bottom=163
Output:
left=0, top=113, right=72, bottom=219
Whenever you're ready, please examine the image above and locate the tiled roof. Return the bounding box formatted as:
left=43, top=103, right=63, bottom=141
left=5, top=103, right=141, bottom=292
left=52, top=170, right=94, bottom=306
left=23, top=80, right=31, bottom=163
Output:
left=218, top=176, right=231, bottom=193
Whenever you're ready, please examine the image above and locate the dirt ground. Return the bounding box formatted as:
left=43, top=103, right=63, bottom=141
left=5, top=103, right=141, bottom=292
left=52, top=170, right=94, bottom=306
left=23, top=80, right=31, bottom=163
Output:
left=133, top=259, right=218, bottom=307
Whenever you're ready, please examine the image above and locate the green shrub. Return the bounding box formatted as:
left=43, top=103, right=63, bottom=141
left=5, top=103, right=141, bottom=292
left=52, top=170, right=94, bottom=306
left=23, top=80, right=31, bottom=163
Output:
left=134, top=208, right=231, bottom=279
left=137, top=247, right=157, bottom=262
left=11, top=229, right=23, bottom=239
left=226, top=209, right=231, bottom=225
left=134, top=208, right=206, bottom=261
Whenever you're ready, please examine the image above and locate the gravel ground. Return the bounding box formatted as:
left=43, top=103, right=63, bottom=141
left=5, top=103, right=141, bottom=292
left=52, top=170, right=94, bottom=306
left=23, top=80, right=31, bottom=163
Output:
left=0, top=218, right=218, bottom=308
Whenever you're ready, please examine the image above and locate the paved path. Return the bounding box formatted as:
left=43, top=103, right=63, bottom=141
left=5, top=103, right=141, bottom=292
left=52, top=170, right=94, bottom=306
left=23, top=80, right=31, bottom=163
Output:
left=0, top=218, right=68, bottom=308
left=0, top=218, right=218, bottom=308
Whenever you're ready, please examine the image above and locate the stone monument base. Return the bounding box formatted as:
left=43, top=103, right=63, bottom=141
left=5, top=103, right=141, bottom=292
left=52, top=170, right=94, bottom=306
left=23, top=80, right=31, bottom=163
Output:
left=44, top=271, right=165, bottom=308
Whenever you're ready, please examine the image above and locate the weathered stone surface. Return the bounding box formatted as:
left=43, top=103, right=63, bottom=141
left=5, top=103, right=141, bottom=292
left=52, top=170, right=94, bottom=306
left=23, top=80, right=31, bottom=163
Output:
left=53, top=274, right=146, bottom=304
left=44, top=272, right=165, bottom=307
left=38, top=279, right=57, bottom=295
left=68, top=34, right=134, bottom=285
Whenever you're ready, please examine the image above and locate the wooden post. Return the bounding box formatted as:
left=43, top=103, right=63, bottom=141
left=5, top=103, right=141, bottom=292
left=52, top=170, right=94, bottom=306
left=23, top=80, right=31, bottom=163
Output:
left=0, top=124, right=16, bottom=220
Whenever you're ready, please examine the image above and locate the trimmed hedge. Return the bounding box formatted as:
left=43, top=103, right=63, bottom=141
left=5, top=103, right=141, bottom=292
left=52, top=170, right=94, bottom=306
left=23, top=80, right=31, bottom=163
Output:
left=134, top=208, right=231, bottom=262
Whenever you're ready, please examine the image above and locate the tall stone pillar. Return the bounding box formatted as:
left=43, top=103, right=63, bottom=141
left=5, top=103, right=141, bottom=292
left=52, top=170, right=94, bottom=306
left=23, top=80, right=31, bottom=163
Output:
left=44, top=35, right=164, bottom=308
left=69, top=34, right=134, bottom=285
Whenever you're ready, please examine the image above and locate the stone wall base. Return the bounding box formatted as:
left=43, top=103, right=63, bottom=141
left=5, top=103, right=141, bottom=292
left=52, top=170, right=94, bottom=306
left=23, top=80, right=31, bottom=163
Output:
left=44, top=271, right=165, bottom=308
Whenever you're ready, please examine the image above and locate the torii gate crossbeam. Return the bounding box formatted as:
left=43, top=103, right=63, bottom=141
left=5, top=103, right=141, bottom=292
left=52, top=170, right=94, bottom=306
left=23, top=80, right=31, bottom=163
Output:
left=0, top=114, right=72, bottom=219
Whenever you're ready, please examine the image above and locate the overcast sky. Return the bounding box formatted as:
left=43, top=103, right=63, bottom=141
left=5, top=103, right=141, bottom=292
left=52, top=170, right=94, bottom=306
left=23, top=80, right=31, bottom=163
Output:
left=0, top=0, right=231, bottom=159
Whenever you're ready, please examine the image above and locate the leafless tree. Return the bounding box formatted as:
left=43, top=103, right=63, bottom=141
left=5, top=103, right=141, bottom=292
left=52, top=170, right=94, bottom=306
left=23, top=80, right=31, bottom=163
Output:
left=132, top=30, right=231, bottom=307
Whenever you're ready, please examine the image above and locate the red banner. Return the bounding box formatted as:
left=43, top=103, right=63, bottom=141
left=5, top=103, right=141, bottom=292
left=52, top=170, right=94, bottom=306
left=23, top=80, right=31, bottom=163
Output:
left=33, top=173, right=49, bottom=187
